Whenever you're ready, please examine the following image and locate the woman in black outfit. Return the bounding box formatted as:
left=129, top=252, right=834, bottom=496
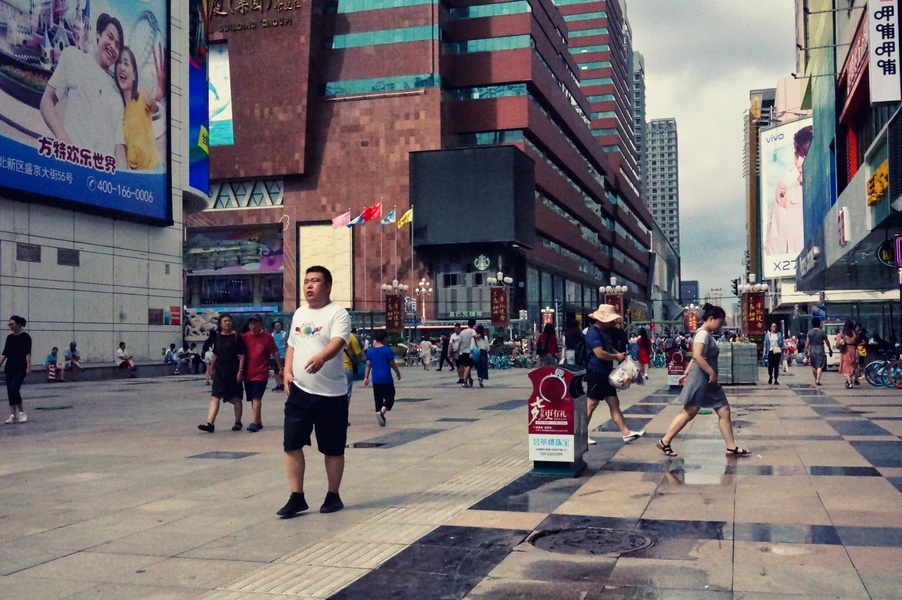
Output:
left=1, top=316, right=32, bottom=424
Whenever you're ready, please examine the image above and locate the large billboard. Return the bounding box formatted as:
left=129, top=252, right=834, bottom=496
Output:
left=0, top=1, right=171, bottom=224
left=760, top=118, right=813, bottom=279
left=188, top=0, right=210, bottom=196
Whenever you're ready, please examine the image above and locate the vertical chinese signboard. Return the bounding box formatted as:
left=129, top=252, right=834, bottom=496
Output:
left=684, top=310, right=698, bottom=333
left=385, top=295, right=403, bottom=332
left=604, top=294, right=624, bottom=319
left=741, top=292, right=765, bottom=336
left=490, top=287, right=509, bottom=327
left=868, top=0, right=901, bottom=104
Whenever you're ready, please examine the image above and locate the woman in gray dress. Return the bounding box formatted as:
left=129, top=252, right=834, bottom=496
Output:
left=656, top=303, right=750, bottom=458
left=804, top=317, right=832, bottom=386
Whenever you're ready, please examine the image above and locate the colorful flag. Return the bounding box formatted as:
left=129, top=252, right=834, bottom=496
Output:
left=360, top=201, right=382, bottom=222
left=331, top=210, right=351, bottom=228
left=397, top=208, right=413, bottom=228
left=380, top=209, right=396, bottom=228
left=346, top=213, right=364, bottom=227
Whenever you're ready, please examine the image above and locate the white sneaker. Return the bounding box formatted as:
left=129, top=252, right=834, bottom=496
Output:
left=4, top=414, right=16, bottom=424
left=623, top=430, right=645, bottom=443
left=587, top=437, right=597, bottom=445
left=17, top=412, right=27, bottom=423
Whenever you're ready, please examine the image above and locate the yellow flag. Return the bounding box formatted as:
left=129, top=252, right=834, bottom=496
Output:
left=397, top=208, right=413, bottom=228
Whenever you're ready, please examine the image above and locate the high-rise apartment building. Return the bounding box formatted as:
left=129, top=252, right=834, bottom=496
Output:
left=561, top=0, right=641, bottom=200
left=646, top=118, right=680, bottom=251
left=632, top=51, right=647, bottom=200
left=186, top=0, right=655, bottom=326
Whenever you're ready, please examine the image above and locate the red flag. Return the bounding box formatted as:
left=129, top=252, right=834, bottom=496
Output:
left=360, top=201, right=382, bottom=222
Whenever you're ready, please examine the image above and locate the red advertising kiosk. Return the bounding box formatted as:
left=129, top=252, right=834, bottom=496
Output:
left=527, top=365, right=588, bottom=476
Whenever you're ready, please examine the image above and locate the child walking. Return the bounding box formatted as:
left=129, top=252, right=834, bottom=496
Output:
left=364, top=330, right=401, bottom=426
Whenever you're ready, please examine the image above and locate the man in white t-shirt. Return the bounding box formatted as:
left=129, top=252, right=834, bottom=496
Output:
left=41, top=13, right=126, bottom=163
left=449, top=323, right=462, bottom=383
left=457, top=318, right=477, bottom=387
left=277, top=266, right=351, bottom=518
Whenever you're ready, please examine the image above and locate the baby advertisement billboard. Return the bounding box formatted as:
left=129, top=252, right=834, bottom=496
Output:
left=0, top=0, right=170, bottom=224
left=760, top=118, right=813, bottom=278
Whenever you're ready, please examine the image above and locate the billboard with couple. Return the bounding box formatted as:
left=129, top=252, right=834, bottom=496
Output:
left=0, top=0, right=170, bottom=224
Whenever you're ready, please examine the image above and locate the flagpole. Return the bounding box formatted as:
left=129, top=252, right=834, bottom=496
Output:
left=409, top=204, right=414, bottom=287
left=394, top=207, right=399, bottom=281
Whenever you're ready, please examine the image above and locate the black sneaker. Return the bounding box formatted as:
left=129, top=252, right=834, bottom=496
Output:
left=277, top=492, right=308, bottom=518
left=320, top=492, right=344, bottom=513
left=247, top=422, right=262, bottom=432
left=232, top=422, right=242, bottom=431
left=377, top=412, right=386, bottom=427
left=198, top=423, right=214, bottom=433
left=456, top=379, right=465, bottom=384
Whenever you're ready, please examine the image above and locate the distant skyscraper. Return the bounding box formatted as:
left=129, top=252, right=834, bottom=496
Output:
left=633, top=52, right=647, bottom=201
left=647, top=118, right=680, bottom=251
left=680, top=280, right=699, bottom=306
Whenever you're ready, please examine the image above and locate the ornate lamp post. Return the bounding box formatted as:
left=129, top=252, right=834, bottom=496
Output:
left=487, top=271, right=514, bottom=339
left=600, top=276, right=629, bottom=322
left=380, top=278, right=409, bottom=295
left=414, top=277, right=432, bottom=321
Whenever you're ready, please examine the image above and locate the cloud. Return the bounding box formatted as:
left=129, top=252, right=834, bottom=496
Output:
left=628, top=0, right=797, bottom=298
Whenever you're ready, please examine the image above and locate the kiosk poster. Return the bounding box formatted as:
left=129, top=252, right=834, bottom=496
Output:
left=385, top=295, right=403, bottom=332
left=0, top=0, right=171, bottom=224
left=527, top=367, right=575, bottom=461
left=490, top=287, right=509, bottom=327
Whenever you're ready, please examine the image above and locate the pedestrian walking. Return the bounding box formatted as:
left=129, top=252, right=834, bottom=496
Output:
left=457, top=318, right=477, bottom=387
left=449, top=324, right=463, bottom=382
left=2, top=316, right=32, bottom=424
left=836, top=320, right=858, bottom=389
left=242, top=315, right=282, bottom=432
left=277, top=266, right=351, bottom=518
left=197, top=314, right=246, bottom=432
left=436, top=334, right=453, bottom=371
left=536, top=323, right=559, bottom=367
left=656, top=303, right=750, bottom=458
left=472, top=325, right=490, bottom=387
left=636, top=327, right=652, bottom=378
left=271, top=321, right=287, bottom=391
left=584, top=305, right=644, bottom=446
left=342, top=328, right=364, bottom=407
left=364, top=330, right=401, bottom=426
left=804, top=317, right=832, bottom=385
left=562, top=319, right=582, bottom=365
left=763, top=322, right=784, bottom=384
left=419, top=337, right=433, bottom=370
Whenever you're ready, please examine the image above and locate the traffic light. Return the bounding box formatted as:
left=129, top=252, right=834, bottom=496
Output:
left=650, top=321, right=655, bottom=331
left=731, top=278, right=739, bottom=296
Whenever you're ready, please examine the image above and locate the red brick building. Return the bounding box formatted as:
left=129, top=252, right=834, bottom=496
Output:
left=186, top=0, right=652, bottom=328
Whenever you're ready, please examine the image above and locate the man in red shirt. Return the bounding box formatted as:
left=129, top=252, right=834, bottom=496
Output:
left=243, top=315, right=283, bottom=432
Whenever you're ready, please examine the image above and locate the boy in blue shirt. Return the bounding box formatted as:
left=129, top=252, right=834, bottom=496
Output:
left=363, top=330, right=402, bottom=426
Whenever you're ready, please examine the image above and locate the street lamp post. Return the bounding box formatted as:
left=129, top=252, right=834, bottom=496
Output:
left=381, top=278, right=409, bottom=339
left=414, top=277, right=432, bottom=321
left=600, top=276, right=629, bottom=323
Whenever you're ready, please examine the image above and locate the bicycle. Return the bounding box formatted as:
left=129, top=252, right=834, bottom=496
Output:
left=489, top=353, right=512, bottom=370
left=651, top=349, right=667, bottom=368
left=514, top=354, right=536, bottom=368
left=864, top=349, right=902, bottom=388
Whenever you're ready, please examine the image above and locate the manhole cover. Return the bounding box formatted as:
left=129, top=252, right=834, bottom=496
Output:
left=36, top=405, right=72, bottom=410
left=529, top=527, right=655, bottom=556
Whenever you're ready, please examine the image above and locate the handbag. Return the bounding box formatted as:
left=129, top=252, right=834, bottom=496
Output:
left=857, top=344, right=867, bottom=357
left=471, top=346, right=481, bottom=361
left=834, top=333, right=846, bottom=347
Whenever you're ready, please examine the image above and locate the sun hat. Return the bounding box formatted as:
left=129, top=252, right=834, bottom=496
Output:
left=587, top=304, right=622, bottom=323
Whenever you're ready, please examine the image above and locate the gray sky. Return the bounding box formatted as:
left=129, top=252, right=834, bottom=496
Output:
left=627, top=0, right=797, bottom=302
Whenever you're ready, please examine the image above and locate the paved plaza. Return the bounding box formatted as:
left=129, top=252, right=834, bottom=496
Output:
left=1, top=363, right=901, bottom=599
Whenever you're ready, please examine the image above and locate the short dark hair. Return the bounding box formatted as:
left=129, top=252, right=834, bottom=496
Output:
left=467, top=317, right=476, bottom=327
left=96, top=13, right=124, bottom=51
left=700, top=303, right=726, bottom=322
left=812, top=317, right=821, bottom=328
left=306, top=265, right=333, bottom=286
left=374, top=329, right=388, bottom=342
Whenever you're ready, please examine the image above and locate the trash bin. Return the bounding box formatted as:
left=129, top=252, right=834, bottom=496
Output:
left=527, top=364, right=588, bottom=477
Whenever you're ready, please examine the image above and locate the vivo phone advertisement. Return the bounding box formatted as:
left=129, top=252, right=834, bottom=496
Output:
left=0, top=0, right=171, bottom=224
left=760, top=118, right=813, bottom=278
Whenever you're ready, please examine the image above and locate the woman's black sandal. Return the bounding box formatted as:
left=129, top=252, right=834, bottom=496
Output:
left=726, top=447, right=751, bottom=456
left=656, top=438, right=678, bottom=457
